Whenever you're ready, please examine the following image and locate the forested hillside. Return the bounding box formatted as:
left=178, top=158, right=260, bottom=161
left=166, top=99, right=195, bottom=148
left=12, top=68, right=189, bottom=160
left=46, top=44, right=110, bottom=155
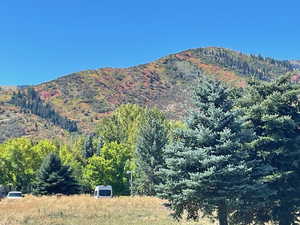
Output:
left=30, top=47, right=297, bottom=131
left=10, top=88, right=77, bottom=132
left=0, top=87, right=69, bottom=142
left=0, top=47, right=298, bottom=142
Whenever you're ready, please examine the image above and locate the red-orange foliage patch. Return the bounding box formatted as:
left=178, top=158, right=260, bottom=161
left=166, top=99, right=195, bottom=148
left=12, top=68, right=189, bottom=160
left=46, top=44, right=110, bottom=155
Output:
left=39, top=90, right=61, bottom=101
left=291, top=73, right=300, bottom=83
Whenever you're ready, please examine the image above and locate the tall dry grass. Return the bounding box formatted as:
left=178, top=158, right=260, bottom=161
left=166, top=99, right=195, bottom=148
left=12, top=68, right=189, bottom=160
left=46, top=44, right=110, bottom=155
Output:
left=0, top=195, right=215, bottom=225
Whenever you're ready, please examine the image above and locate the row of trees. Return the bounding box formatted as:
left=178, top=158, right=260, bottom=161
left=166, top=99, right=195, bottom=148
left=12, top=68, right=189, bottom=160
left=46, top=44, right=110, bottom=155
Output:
left=0, top=104, right=181, bottom=196
left=136, top=74, right=300, bottom=225
left=10, top=88, right=78, bottom=132
left=194, top=47, right=294, bottom=80
left=0, top=135, right=133, bottom=195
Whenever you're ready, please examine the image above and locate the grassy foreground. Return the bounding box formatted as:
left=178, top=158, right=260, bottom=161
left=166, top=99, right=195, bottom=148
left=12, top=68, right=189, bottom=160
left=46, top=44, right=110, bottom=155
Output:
left=0, top=195, right=215, bottom=225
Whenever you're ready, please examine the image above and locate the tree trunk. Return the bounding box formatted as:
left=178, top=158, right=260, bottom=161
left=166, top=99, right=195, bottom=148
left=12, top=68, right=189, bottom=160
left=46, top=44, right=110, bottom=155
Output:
left=218, top=199, right=228, bottom=225
left=278, top=200, right=293, bottom=225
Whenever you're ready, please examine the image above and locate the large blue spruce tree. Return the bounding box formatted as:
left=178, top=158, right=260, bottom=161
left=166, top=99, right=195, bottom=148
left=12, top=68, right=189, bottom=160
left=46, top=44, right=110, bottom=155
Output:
left=158, top=77, right=252, bottom=225
left=238, top=74, right=300, bottom=225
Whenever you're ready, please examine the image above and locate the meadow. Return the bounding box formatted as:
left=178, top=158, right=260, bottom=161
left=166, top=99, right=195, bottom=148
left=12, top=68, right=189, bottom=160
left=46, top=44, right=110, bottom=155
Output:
left=0, top=195, right=214, bottom=225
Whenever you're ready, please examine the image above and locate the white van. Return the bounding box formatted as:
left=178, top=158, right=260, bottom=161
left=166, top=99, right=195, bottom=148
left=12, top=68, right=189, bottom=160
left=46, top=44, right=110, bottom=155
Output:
left=6, top=191, right=23, bottom=199
left=94, top=185, right=112, bottom=198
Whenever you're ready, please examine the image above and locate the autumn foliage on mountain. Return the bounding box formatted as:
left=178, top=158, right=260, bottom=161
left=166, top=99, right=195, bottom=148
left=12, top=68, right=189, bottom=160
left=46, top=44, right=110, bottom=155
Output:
left=0, top=47, right=298, bottom=142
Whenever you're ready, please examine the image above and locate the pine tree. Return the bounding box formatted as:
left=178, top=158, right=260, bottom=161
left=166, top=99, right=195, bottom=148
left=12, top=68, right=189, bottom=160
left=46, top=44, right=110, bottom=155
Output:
left=9, top=88, right=78, bottom=132
left=134, top=109, right=168, bottom=195
left=82, top=134, right=97, bottom=159
left=158, top=77, right=252, bottom=225
left=33, top=153, right=80, bottom=195
left=237, top=74, right=300, bottom=225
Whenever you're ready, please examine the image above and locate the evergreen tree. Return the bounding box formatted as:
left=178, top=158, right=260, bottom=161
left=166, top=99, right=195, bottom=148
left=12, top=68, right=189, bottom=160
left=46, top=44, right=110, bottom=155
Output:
left=82, top=134, right=97, bottom=159
left=10, top=88, right=78, bottom=132
left=158, top=77, right=252, bottom=225
left=134, top=109, right=168, bottom=195
left=33, top=153, right=80, bottom=195
left=237, top=74, right=300, bottom=225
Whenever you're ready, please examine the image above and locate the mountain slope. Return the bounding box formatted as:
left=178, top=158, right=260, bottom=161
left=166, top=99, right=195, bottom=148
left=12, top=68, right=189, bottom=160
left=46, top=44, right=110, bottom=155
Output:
left=0, top=47, right=297, bottom=141
left=0, top=87, right=67, bottom=142
left=290, top=60, right=300, bottom=70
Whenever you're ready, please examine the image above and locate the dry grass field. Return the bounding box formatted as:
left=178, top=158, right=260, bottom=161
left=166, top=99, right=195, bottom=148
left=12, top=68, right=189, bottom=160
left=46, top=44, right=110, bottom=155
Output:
left=0, top=195, right=215, bottom=225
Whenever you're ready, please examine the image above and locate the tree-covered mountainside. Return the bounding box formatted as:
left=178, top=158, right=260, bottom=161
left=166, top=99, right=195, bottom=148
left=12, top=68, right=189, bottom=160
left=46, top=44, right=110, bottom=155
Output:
left=0, top=87, right=68, bottom=143
left=0, top=47, right=298, bottom=142
left=10, top=88, right=77, bottom=132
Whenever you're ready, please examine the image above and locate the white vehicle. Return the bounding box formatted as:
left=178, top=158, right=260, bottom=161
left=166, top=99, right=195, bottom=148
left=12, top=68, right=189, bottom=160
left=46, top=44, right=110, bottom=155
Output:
left=6, top=191, right=23, bottom=199
left=94, top=185, right=112, bottom=198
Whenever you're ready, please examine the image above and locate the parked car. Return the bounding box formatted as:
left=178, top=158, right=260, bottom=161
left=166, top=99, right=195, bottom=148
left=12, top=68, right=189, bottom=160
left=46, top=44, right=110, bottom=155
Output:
left=6, top=191, right=23, bottom=199
left=94, top=185, right=112, bottom=198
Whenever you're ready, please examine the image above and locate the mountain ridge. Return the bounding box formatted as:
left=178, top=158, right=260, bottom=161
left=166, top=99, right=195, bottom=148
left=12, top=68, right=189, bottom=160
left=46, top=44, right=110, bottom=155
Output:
left=0, top=47, right=298, bottom=142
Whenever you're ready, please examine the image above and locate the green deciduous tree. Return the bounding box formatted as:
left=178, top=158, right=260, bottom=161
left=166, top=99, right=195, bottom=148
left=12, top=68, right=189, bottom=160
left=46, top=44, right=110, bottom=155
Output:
left=159, top=77, right=252, bottom=225
left=33, top=153, right=80, bottom=195
left=83, top=142, right=133, bottom=195
left=0, top=138, right=58, bottom=192
left=96, top=104, right=145, bottom=146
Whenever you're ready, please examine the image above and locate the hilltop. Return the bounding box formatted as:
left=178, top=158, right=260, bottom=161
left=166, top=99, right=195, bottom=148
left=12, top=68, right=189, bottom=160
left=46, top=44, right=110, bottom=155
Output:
left=0, top=47, right=298, bottom=142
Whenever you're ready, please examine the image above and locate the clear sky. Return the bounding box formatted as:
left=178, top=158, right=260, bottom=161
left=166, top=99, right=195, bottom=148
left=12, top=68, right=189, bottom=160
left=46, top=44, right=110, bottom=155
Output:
left=0, top=0, right=299, bottom=85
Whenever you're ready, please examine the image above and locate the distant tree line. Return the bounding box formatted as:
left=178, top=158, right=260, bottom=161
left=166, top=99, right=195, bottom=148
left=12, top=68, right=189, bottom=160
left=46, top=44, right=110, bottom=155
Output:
left=194, top=47, right=294, bottom=80
left=10, top=87, right=78, bottom=132
left=0, top=104, right=181, bottom=196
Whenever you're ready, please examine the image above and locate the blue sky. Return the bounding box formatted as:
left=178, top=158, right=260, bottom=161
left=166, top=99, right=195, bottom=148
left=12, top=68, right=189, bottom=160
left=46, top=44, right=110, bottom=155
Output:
left=0, top=0, right=299, bottom=85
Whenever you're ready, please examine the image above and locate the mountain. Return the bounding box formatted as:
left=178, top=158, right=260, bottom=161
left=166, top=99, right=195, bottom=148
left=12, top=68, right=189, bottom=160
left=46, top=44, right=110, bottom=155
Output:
left=0, top=47, right=297, bottom=142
